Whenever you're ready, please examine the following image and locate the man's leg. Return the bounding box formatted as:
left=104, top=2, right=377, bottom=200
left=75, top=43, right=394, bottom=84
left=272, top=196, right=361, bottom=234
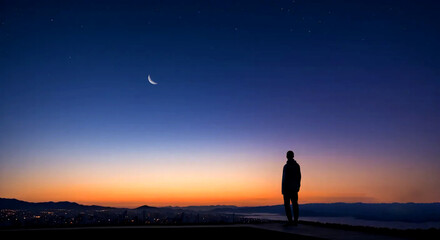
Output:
left=283, top=194, right=293, bottom=223
left=292, top=192, right=299, bottom=223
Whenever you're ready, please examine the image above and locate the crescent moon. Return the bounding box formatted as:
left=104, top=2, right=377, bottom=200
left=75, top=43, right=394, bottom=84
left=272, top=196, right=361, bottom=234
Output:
left=148, top=75, right=157, bottom=85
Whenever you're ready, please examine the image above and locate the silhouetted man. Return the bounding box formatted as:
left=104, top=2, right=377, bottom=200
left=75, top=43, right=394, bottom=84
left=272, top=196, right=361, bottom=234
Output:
left=282, top=150, right=301, bottom=226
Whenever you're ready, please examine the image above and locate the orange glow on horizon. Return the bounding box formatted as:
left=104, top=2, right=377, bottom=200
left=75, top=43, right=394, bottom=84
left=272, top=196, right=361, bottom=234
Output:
left=1, top=153, right=439, bottom=207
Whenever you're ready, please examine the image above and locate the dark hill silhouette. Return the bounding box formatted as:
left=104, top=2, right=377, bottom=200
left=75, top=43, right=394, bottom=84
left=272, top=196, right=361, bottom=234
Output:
left=175, top=205, right=238, bottom=212
left=0, top=198, right=115, bottom=211
left=135, top=205, right=158, bottom=210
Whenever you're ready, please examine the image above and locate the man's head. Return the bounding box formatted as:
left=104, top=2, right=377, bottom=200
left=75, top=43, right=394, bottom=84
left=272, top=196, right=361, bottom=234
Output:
left=286, top=150, right=294, bottom=160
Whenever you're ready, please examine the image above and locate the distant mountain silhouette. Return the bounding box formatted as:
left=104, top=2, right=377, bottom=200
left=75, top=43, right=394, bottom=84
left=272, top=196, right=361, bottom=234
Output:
left=135, top=205, right=158, bottom=210
left=0, top=198, right=115, bottom=211
left=176, top=205, right=238, bottom=212
left=3, top=198, right=440, bottom=223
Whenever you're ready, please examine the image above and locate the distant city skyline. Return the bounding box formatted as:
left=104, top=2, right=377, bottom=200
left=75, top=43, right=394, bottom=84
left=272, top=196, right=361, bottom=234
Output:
left=1, top=1, right=439, bottom=207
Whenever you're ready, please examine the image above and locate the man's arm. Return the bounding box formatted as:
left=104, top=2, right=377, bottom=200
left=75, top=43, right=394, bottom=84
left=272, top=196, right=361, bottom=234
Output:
left=282, top=165, right=285, bottom=183
left=282, top=165, right=287, bottom=194
left=296, top=164, right=301, bottom=192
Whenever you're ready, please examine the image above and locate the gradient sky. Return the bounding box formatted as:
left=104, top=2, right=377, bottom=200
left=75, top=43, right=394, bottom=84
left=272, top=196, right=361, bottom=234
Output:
left=1, top=0, right=439, bottom=207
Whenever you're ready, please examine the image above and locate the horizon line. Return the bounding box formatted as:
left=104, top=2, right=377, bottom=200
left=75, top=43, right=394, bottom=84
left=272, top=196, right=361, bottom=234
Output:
left=2, top=197, right=439, bottom=209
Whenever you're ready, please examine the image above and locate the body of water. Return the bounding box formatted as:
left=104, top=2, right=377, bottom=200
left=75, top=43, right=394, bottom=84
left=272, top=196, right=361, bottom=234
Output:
left=240, top=213, right=440, bottom=230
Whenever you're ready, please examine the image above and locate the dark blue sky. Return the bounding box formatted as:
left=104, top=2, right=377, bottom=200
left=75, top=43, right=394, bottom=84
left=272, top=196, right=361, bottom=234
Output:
left=1, top=0, right=440, bottom=204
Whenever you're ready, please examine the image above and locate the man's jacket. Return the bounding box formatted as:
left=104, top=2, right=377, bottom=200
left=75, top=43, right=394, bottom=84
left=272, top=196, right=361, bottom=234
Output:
left=282, top=159, right=301, bottom=194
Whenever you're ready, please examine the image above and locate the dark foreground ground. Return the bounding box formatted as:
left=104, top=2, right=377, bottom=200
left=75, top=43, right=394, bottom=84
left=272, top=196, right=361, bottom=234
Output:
left=1, top=225, right=316, bottom=240
left=2, top=223, right=439, bottom=240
